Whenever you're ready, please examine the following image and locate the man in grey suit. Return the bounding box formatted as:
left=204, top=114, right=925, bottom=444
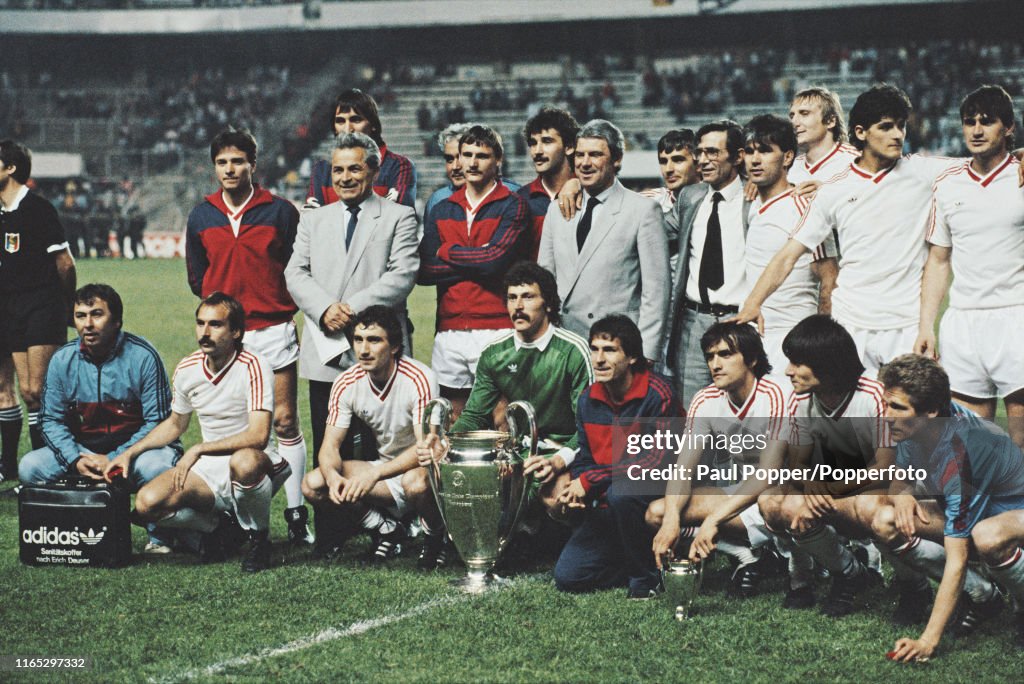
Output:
left=284, top=132, right=419, bottom=547
left=667, top=120, right=751, bottom=408
left=538, top=119, right=669, bottom=363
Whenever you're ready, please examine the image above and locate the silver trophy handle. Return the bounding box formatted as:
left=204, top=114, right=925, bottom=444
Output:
left=421, top=397, right=453, bottom=515
left=504, top=400, right=538, bottom=460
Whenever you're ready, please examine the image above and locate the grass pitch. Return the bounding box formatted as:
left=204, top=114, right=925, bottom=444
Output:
left=0, top=259, right=1021, bottom=683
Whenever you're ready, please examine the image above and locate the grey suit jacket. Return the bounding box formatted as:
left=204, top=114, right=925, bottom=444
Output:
left=666, top=181, right=752, bottom=365
left=538, top=179, right=670, bottom=361
left=285, top=192, right=419, bottom=383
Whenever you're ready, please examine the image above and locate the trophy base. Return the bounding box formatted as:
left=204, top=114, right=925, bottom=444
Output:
left=450, top=572, right=511, bottom=594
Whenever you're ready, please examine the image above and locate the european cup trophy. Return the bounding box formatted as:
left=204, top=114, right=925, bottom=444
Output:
left=421, top=398, right=538, bottom=593
left=662, top=555, right=703, bottom=620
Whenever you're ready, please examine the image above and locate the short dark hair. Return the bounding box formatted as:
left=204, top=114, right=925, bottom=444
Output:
left=960, top=84, right=1016, bottom=151
left=782, top=315, right=864, bottom=393
left=349, top=305, right=404, bottom=357
left=210, top=128, right=258, bottom=165
left=589, top=314, right=648, bottom=372
left=460, top=124, right=503, bottom=160
left=696, top=119, right=745, bottom=161
left=0, top=140, right=32, bottom=184
left=332, top=89, right=383, bottom=145
left=848, top=84, right=912, bottom=150
left=701, top=322, right=771, bottom=379
left=657, top=129, right=696, bottom=155
left=74, top=283, right=123, bottom=327
left=878, top=354, right=951, bottom=418
left=503, top=261, right=561, bottom=326
left=523, top=107, right=580, bottom=150
left=197, top=292, right=246, bottom=349
left=744, top=114, right=798, bottom=159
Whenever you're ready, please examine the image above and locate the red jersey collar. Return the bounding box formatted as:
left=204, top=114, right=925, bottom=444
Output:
left=966, top=154, right=1013, bottom=187
left=590, top=369, right=651, bottom=408
left=757, top=188, right=794, bottom=215
left=849, top=160, right=896, bottom=184
left=205, top=183, right=275, bottom=216
left=806, top=142, right=843, bottom=174
left=527, top=176, right=556, bottom=198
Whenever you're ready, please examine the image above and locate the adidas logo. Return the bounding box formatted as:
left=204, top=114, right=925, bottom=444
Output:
left=21, top=525, right=106, bottom=546
left=507, top=363, right=518, bottom=373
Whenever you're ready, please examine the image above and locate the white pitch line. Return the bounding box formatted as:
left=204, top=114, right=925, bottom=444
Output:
left=150, top=579, right=528, bottom=683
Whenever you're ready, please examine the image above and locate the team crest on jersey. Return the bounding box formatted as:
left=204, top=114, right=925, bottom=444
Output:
left=3, top=232, right=19, bottom=253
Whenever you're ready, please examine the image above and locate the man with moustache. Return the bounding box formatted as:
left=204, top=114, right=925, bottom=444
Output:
left=418, top=261, right=593, bottom=516
left=539, top=119, right=669, bottom=365
left=918, top=85, right=1024, bottom=448
left=518, top=107, right=579, bottom=259
left=667, top=120, right=751, bottom=407
left=185, top=128, right=311, bottom=545
left=418, top=125, right=530, bottom=418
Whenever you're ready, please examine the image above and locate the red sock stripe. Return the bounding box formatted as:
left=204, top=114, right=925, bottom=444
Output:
left=231, top=476, right=270, bottom=491
left=278, top=435, right=305, bottom=447
left=994, top=547, right=1023, bottom=569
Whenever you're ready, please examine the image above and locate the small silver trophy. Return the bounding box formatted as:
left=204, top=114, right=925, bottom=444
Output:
left=422, top=398, right=537, bottom=593
left=662, top=555, right=703, bottom=620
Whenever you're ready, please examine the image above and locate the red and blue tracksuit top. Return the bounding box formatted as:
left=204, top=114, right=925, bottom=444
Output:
left=418, top=181, right=530, bottom=332
left=185, top=185, right=298, bottom=331
left=572, top=369, right=682, bottom=498
left=41, top=332, right=176, bottom=470
left=307, top=144, right=417, bottom=208
left=517, top=176, right=553, bottom=261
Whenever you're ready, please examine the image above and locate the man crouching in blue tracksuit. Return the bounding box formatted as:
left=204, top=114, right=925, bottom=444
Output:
left=19, top=283, right=181, bottom=552
left=554, top=314, right=682, bottom=598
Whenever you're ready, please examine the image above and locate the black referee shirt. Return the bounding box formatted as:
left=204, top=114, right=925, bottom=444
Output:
left=0, top=188, right=68, bottom=295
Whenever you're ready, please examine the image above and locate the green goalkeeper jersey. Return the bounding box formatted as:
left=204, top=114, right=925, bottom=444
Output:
left=452, top=324, right=593, bottom=452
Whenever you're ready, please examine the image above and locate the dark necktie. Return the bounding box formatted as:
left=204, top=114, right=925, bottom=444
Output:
left=698, top=191, right=725, bottom=304
left=345, top=205, right=361, bottom=251
left=576, top=196, right=601, bottom=252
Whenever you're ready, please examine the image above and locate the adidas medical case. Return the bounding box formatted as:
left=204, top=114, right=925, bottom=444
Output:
left=19, top=479, right=132, bottom=568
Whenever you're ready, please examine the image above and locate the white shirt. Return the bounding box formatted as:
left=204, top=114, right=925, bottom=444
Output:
left=221, top=187, right=254, bottom=237
left=745, top=189, right=836, bottom=333
left=791, top=154, right=958, bottom=330
left=326, top=356, right=438, bottom=461
left=687, top=377, right=788, bottom=443
left=928, top=155, right=1024, bottom=310
left=685, top=175, right=747, bottom=306
left=172, top=348, right=278, bottom=460
left=788, top=142, right=859, bottom=186
left=787, top=377, right=893, bottom=464
left=465, top=182, right=499, bottom=233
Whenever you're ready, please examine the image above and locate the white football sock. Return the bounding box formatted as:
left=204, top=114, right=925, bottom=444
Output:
left=232, top=476, right=272, bottom=532
left=277, top=434, right=308, bottom=509
left=793, top=523, right=861, bottom=578
left=158, top=508, right=219, bottom=533
left=892, top=536, right=996, bottom=602
left=360, top=508, right=396, bottom=535
left=986, top=547, right=1024, bottom=607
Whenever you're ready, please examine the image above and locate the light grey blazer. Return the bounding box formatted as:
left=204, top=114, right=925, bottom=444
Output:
left=538, top=179, right=669, bottom=361
left=285, top=192, right=419, bottom=383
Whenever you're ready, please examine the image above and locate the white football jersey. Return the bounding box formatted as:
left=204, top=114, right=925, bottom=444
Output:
left=172, top=348, right=277, bottom=459
left=791, top=155, right=958, bottom=330
left=745, top=189, right=836, bottom=333
left=787, top=377, right=892, bottom=468
left=788, top=142, right=859, bottom=186
left=928, top=155, right=1024, bottom=309
left=327, top=356, right=439, bottom=461
left=687, top=377, right=788, bottom=442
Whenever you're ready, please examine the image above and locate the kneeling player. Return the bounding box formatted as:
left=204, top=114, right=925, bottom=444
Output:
left=871, top=355, right=1015, bottom=662
left=302, top=306, right=443, bottom=567
left=757, top=315, right=888, bottom=615
left=106, top=293, right=289, bottom=573
left=650, top=322, right=788, bottom=597
left=553, top=315, right=681, bottom=598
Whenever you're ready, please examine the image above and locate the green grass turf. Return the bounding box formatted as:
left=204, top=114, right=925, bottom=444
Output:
left=0, top=259, right=1021, bottom=682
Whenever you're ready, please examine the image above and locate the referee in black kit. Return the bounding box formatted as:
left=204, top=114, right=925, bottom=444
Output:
left=0, top=140, right=76, bottom=474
